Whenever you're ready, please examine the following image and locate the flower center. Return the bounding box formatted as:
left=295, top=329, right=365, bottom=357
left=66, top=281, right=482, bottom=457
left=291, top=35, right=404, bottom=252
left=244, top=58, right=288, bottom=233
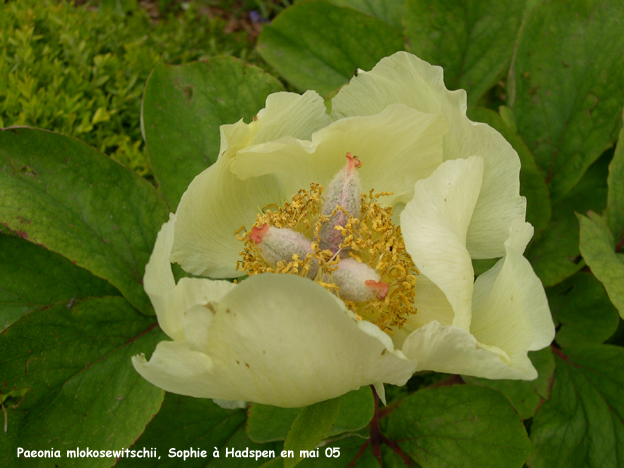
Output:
left=236, top=153, right=418, bottom=331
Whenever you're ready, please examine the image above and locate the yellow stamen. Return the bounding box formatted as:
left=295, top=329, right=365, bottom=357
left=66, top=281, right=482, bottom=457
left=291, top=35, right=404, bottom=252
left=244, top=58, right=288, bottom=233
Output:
left=237, top=179, right=418, bottom=332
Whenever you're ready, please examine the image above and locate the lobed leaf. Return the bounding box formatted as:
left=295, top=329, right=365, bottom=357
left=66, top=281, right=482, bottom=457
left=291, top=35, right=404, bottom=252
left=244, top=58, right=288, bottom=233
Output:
left=385, top=385, right=534, bottom=468
left=578, top=211, right=624, bottom=318
left=0, top=296, right=164, bottom=468
left=283, top=397, right=341, bottom=468
left=509, top=0, right=624, bottom=202
left=527, top=151, right=609, bottom=286
left=247, top=387, right=374, bottom=443
left=0, top=233, right=119, bottom=331
left=529, top=345, right=624, bottom=468
left=0, top=128, right=169, bottom=315
left=547, top=271, right=620, bottom=347
left=606, top=119, right=624, bottom=247
left=257, top=0, right=404, bottom=96
left=404, top=0, right=525, bottom=105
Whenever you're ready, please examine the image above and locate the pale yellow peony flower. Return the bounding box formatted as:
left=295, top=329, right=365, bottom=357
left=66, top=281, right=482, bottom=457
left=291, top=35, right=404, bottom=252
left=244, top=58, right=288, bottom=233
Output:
left=132, top=52, right=555, bottom=408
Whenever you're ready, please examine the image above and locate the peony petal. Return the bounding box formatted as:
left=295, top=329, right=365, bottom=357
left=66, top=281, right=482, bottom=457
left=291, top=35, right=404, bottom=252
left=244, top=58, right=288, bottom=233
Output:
left=400, top=157, right=484, bottom=331
left=231, top=104, right=447, bottom=206
left=332, top=52, right=526, bottom=258
left=401, top=321, right=533, bottom=379
left=172, top=90, right=331, bottom=278
left=170, top=157, right=285, bottom=278
left=469, top=227, right=555, bottom=376
left=134, top=274, right=418, bottom=408
left=252, top=90, right=332, bottom=143
left=144, top=214, right=237, bottom=340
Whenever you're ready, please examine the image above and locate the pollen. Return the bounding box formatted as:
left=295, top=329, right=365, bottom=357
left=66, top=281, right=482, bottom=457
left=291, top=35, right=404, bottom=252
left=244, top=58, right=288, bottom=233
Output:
left=237, top=153, right=418, bottom=332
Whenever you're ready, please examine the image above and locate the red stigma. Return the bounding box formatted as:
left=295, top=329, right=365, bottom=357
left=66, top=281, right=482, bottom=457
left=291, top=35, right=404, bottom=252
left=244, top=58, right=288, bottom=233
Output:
left=365, top=280, right=389, bottom=300
left=249, top=224, right=269, bottom=244
left=346, top=152, right=362, bottom=170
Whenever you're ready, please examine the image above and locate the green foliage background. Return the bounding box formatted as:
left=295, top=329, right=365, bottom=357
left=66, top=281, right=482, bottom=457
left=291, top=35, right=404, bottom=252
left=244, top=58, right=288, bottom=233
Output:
left=1, top=0, right=624, bottom=467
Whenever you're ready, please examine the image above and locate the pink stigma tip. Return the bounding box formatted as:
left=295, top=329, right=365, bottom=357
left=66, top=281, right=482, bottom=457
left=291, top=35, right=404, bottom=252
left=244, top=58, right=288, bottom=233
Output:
left=249, top=224, right=269, bottom=244
left=365, top=280, right=389, bottom=300
left=346, top=152, right=362, bottom=170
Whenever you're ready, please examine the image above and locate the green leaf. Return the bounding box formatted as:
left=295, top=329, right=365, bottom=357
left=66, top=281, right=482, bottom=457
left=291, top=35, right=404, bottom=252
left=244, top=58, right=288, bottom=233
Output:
left=283, top=397, right=341, bottom=468
left=247, top=387, right=374, bottom=443
left=547, top=271, right=620, bottom=347
left=529, top=345, right=624, bottom=468
left=385, top=385, right=534, bottom=468
left=404, top=0, right=525, bottom=106
left=606, top=118, right=624, bottom=246
left=467, top=107, right=551, bottom=239
left=462, top=347, right=555, bottom=420
left=257, top=0, right=404, bottom=96
left=0, top=128, right=169, bottom=315
left=141, top=58, right=285, bottom=209
left=329, top=0, right=404, bottom=30
left=0, top=233, right=120, bottom=331
left=579, top=211, right=624, bottom=318
left=297, top=436, right=379, bottom=468
left=527, top=150, right=609, bottom=287
left=509, top=0, right=624, bottom=201
left=116, top=394, right=276, bottom=468
left=0, top=296, right=164, bottom=468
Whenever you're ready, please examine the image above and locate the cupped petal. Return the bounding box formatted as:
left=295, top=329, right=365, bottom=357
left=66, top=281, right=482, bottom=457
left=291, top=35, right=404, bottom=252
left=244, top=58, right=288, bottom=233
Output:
left=134, top=273, right=418, bottom=408
left=170, top=157, right=285, bottom=277
left=400, top=321, right=530, bottom=379
left=144, top=214, right=237, bottom=340
left=218, top=90, right=332, bottom=156
left=332, top=51, right=526, bottom=258
left=172, top=90, right=331, bottom=278
left=230, top=104, right=447, bottom=206
left=400, top=157, right=484, bottom=331
left=252, top=90, right=332, bottom=143
left=469, top=225, right=555, bottom=376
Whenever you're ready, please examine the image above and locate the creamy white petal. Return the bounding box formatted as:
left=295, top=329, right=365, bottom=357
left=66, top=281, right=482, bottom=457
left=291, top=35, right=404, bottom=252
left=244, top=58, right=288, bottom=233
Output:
left=469, top=228, right=555, bottom=376
left=172, top=90, right=331, bottom=278
left=392, top=273, right=455, bottom=349
left=252, top=91, right=332, bottom=143
left=400, top=157, right=484, bottom=331
left=332, top=52, right=526, bottom=258
left=231, top=104, right=447, bottom=205
left=170, top=157, right=285, bottom=278
left=144, top=214, right=237, bottom=340
left=217, top=90, right=331, bottom=157
left=134, top=274, right=418, bottom=408
left=401, top=321, right=532, bottom=379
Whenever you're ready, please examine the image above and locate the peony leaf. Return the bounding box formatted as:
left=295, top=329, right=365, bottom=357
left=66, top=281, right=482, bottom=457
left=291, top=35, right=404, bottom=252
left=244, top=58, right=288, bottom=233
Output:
left=116, top=394, right=277, bottom=468
left=527, top=151, right=609, bottom=287
left=578, top=211, right=624, bottom=318
left=0, top=128, right=169, bottom=315
left=329, top=0, right=404, bottom=29
left=0, top=233, right=119, bottom=331
left=462, top=347, right=555, bottom=420
left=467, top=107, right=550, bottom=240
left=247, top=387, right=374, bottom=443
left=385, top=385, right=534, bottom=468
left=0, top=297, right=164, bottom=468
left=256, top=0, right=404, bottom=96
left=404, top=0, right=525, bottom=105
left=141, top=58, right=284, bottom=209
left=283, top=397, right=341, bottom=468
left=606, top=119, right=624, bottom=247
left=547, top=271, right=620, bottom=347
left=529, top=345, right=624, bottom=468
left=509, top=0, right=624, bottom=202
